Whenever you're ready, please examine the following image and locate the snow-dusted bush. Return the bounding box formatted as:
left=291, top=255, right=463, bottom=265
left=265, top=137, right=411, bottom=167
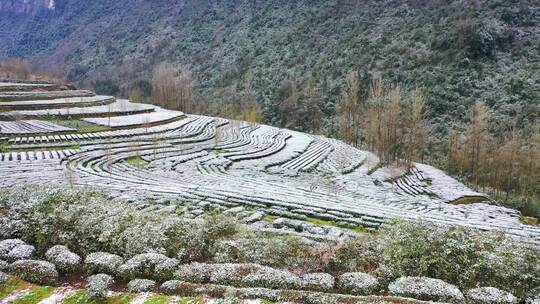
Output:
left=336, top=272, right=378, bottom=295
left=0, top=239, right=25, bottom=256
left=0, top=187, right=182, bottom=257
left=300, top=273, right=335, bottom=291
left=175, top=262, right=301, bottom=290
left=388, top=276, right=464, bottom=303
left=45, top=245, right=80, bottom=273
left=210, top=232, right=326, bottom=272
left=378, top=220, right=539, bottom=297
left=525, top=287, right=540, bottom=304
left=84, top=252, right=123, bottom=275
left=127, top=278, right=156, bottom=292
left=0, top=187, right=240, bottom=263
left=1, top=188, right=537, bottom=297
left=174, top=262, right=216, bottom=283
left=466, top=287, right=517, bottom=304
left=161, top=280, right=186, bottom=295
left=326, top=235, right=379, bottom=274
left=209, top=263, right=261, bottom=286
left=5, top=244, right=35, bottom=262
left=213, top=297, right=241, bottom=304
left=84, top=252, right=124, bottom=275
left=87, top=273, right=114, bottom=298
left=0, top=260, right=8, bottom=271
left=8, top=259, right=58, bottom=285
left=0, top=239, right=34, bottom=262
left=0, top=271, right=8, bottom=284
left=240, top=264, right=301, bottom=290
left=119, top=253, right=178, bottom=280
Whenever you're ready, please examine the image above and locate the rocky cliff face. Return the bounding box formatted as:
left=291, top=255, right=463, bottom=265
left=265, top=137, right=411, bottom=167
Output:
left=0, top=0, right=54, bottom=14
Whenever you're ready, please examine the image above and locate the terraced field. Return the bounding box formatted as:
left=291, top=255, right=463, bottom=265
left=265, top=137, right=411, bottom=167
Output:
left=0, top=80, right=538, bottom=243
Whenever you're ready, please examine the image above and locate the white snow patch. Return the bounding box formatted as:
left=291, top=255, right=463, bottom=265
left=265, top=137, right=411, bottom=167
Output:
left=3, top=288, right=32, bottom=303
left=37, top=287, right=74, bottom=304
left=130, top=292, right=151, bottom=304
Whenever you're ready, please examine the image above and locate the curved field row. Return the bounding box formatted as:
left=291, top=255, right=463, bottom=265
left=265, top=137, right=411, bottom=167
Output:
left=0, top=95, right=114, bottom=111
left=0, top=149, right=78, bottom=162
left=0, top=90, right=94, bottom=102
left=0, top=120, right=74, bottom=135
left=1, top=100, right=155, bottom=119
left=280, top=138, right=333, bottom=172
left=82, top=108, right=184, bottom=127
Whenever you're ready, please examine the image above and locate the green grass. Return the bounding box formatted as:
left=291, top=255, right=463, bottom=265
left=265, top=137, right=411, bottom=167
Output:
left=212, top=148, right=229, bottom=155
left=450, top=196, right=490, bottom=205
left=0, top=277, right=29, bottom=299
left=106, top=293, right=136, bottom=304
left=144, top=294, right=172, bottom=304
left=63, top=290, right=97, bottom=304
left=520, top=216, right=538, bottom=226
left=306, top=217, right=371, bottom=234
left=264, top=214, right=277, bottom=222
left=42, top=118, right=111, bottom=133
left=64, top=291, right=137, bottom=304
left=176, top=206, right=186, bottom=216
left=126, top=156, right=149, bottom=168
left=10, top=286, right=55, bottom=304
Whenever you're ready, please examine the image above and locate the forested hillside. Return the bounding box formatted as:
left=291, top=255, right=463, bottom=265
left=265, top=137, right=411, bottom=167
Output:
left=1, top=0, right=538, bottom=134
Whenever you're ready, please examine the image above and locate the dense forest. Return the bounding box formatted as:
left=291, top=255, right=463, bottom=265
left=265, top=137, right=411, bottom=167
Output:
left=0, top=0, right=539, bottom=218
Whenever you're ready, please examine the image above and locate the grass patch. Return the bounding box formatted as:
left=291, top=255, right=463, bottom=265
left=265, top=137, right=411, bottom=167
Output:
left=63, top=290, right=97, bottom=304
left=264, top=214, right=277, bottom=222
left=449, top=196, right=489, bottom=205
left=176, top=206, right=186, bottom=216
left=106, top=293, right=136, bottom=304
left=306, top=217, right=371, bottom=234
left=42, top=118, right=111, bottom=133
left=0, top=277, right=30, bottom=299
left=11, top=286, right=55, bottom=304
left=520, top=216, right=538, bottom=226
left=63, top=145, right=81, bottom=150
left=0, top=143, right=8, bottom=153
left=367, top=162, right=383, bottom=175
left=212, top=148, right=229, bottom=155
left=144, top=294, right=172, bottom=304
left=62, top=290, right=135, bottom=304
left=126, top=156, right=149, bottom=168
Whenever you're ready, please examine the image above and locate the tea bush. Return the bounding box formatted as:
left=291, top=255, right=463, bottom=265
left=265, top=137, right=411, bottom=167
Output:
left=0, top=186, right=538, bottom=297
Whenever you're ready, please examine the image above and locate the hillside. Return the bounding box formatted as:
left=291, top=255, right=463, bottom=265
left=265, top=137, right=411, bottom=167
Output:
left=0, top=0, right=538, bottom=135
left=0, top=80, right=538, bottom=303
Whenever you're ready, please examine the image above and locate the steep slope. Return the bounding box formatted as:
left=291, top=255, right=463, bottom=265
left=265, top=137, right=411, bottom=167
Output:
left=0, top=0, right=55, bottom=14
left=0, top=0, right=538, bottom=133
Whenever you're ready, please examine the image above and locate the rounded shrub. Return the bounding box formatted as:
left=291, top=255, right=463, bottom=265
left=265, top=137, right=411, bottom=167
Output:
left=87, top=273, right=114, bottom=298
left=388, top=276, right=464, bottom=303
left=8, top=259, right=58, bottom=285
left=45, top=245, right=81, bottom=273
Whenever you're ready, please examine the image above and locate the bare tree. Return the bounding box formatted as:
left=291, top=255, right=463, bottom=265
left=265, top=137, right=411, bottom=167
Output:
left=338, top=71, right=361, bottom=146
left=129, top=87, right=143, bottom=103
left=403, top=89, right=428, bottom=167
left=241, top=72, right=263, bottom=125
left=466, top=100, right=490, bottom=186
left=151, top=62, right=194, bottom=113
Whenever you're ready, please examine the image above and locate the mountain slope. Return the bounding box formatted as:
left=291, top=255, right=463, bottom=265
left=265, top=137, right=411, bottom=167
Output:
left=0, top=0, right=538, bottom=134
